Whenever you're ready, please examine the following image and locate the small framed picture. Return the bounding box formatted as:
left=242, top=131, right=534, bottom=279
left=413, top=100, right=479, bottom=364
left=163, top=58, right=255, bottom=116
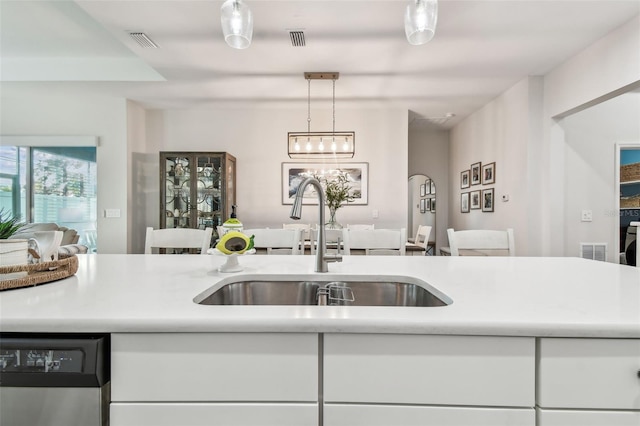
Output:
left=460, top=170, right=470, bottom=189
left=471, top=162, right=482, bottom=185
left=470, top=190, right=481, bottom=209
left=430, top=197, right=436, bottom=212
left=482, top=162, right=495, bottom=185
left=420, top=198, right=426, bottom=213
left=425, top=179, right=431, bottom=194
left=427, top=198, right=432, bottom=211
left=430, top=180, right=436, bottom=194
left=482, top=188, right=495, bottom=212
left=461, top=192, right=470, bottom=213
left=420, top=184, right=426, bottom=197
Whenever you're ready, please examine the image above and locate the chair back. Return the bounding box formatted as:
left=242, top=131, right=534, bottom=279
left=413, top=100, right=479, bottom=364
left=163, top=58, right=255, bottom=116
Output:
left=346, top=224, right=375, bottom=231
left=244, top=228, right=302, bottom=255
left=283, top=223, right=312, bottom=241
left=446, top=228, right=515, bottom=256
left=414, top=225, right=432, bottom=250
left=344, top=228, right=406, bottom=256
left=144, top=227, right=213, bottom=254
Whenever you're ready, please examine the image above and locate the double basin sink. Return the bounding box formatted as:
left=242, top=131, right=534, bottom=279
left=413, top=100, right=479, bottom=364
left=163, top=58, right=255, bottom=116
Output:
left=194, top=274, right=452, bottom=307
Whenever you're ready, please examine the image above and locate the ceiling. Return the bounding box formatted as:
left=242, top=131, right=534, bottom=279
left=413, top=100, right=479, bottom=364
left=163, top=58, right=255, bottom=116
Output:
left=1, top=0, right=639, bottom=128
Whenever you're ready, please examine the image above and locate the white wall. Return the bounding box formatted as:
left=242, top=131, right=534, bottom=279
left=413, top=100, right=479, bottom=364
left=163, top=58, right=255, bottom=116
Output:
left=139, top=107, right=408, bottom=251
left=448, top=77, right=540, bottom=255
left=447, top=15, right=639, bottom=258
left=0, top=90, right=129, bottom=254
left=543, top=14, right=640, bottom=257
left=560, top=91, right=640, bottom=262
left=408, top=126, right=449, bottom=253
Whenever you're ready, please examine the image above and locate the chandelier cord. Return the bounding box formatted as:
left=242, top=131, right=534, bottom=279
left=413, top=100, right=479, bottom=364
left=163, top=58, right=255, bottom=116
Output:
left=307, top=77, right=311, bottom=136
left=332, top=78, right=336, bottom=140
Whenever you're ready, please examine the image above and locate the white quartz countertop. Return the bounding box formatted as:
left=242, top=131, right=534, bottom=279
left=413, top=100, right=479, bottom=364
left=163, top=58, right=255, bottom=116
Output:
left=1, top=254, right=639, bottom=337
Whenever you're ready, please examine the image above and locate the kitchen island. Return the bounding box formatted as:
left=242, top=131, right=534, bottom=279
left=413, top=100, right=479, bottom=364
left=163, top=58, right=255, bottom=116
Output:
left=1, top=254, right=639, bottom=426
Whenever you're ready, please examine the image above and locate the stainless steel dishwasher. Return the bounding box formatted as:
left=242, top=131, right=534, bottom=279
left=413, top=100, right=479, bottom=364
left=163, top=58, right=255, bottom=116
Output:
left=0, top=333, right=110, bottom=426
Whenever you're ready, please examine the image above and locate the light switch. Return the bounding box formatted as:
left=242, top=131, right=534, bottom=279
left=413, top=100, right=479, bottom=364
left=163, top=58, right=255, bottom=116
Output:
left=581, top=209, right=593, bottom=222
left=104, top=209, right=121, bottom=218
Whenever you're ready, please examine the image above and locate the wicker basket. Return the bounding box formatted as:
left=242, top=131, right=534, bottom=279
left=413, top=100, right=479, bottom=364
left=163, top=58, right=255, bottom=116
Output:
left=0, top=255, right=79, bottom=291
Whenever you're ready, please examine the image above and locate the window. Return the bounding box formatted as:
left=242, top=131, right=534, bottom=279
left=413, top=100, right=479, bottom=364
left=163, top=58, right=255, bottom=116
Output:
left=0, top=146, right=97, bottom=251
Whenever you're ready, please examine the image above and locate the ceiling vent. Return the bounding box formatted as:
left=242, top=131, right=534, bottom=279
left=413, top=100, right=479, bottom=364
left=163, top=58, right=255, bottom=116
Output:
left=289, top=30, right=305, bottom=47
left=129, top=32, right=159, bottom=49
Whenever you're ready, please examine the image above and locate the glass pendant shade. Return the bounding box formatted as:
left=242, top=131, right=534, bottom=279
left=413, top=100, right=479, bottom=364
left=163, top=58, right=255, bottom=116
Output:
left=405, top=0, right=438, bottom=45
left=221, top=0, right=253, bottom=49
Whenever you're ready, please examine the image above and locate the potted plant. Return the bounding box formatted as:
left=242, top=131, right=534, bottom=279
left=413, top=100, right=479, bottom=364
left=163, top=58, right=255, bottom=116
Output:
left=0, top=208, right=28, bottom=267
left=316, top=171, right=354, bottom=229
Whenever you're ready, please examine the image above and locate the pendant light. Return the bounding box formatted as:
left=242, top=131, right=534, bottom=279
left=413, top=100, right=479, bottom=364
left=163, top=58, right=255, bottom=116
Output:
left=288, top=72, right=355, bottom=159
left=220, top=0, right=253, bottom=49
left=405, top=0, right=438, bottom=46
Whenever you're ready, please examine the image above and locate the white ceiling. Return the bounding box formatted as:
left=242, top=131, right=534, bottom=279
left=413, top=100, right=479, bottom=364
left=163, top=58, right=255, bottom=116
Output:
left=1, top=0, right=639, bottom=128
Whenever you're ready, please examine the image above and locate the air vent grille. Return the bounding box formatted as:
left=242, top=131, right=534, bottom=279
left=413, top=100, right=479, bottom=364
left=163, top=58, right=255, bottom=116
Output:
left=289, top=31, right=305, bottom=47
left=129, top=32, right=159, bottom=49
left=580, top=243, right=607, bottom=262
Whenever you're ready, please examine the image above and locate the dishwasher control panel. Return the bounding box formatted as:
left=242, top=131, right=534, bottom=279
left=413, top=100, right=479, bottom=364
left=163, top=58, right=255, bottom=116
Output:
left=0, top=349, right=85, bottom=373
left=0, top=334, right=109, bottom=387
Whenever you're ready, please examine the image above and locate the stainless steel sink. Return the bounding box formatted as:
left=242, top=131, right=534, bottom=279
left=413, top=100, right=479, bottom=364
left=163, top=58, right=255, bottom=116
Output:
left=194, top=275, right=452, bottom=307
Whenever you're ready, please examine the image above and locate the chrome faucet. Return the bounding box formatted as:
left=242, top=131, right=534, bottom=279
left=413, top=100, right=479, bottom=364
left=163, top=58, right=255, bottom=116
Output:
left=290, top=177, right=342, bottom=272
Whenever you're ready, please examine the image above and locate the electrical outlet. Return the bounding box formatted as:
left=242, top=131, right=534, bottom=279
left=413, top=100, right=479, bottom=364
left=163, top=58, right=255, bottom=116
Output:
left=372, top=209, right=379, bottom=219
left=581, top=209, right=593, bottom=222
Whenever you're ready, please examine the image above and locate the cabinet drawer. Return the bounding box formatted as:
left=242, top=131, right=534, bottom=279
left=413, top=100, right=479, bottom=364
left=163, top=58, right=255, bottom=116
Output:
left=112, top=333, right=317, bottom=402
left=538, top=338, right=640, bottom=409
left=324, top=334, right=535, bottom=407
left=111, top=403, right=317, bottom=426
left=325, top=404, right=535, bottom=426
left=537, top=408, right=640, bottom=426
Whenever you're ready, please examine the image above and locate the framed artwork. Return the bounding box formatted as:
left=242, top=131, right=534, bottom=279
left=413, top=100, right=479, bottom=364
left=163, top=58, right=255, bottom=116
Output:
left=461, top=192, right=470, bottom=213
left=425, top=179, right=431, bottom=194
left=430, top=197, right=436, bottom=212
left=482, top=188, right=495, bottom=212
left=460, top=170, right=470, bottom=189
left=420, top=198, right=426, bottom=213
left=471, top=162, right=482, bottom=185
left=482, top=162, right=496, bottom=185
left=282, top=162, right=368, bottom=205
left=420, top=183, right=426, bottom=197
left=430, top=179, right=436, bottom=194
left=427, top=198, right=432, bottom=211
left=470, top=190, right=481, bottom=209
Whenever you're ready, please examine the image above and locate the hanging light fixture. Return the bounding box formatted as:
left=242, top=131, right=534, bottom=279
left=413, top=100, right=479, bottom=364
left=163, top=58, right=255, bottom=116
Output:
left=220, top=0, right=253, bottom=49
left=405, top=0, right=438, bottom=46
left=288, top=72, right=355, bottom=159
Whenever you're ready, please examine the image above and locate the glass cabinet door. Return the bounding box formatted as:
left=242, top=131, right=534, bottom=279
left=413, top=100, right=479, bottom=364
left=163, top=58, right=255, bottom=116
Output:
left=160, top=152, right=236, bottom=235
left=163, top=155, right=192, bottom=229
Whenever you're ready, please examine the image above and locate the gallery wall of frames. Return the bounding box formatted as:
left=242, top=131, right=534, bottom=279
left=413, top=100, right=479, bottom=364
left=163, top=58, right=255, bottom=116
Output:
left=459, top=162, right=495, bottom=213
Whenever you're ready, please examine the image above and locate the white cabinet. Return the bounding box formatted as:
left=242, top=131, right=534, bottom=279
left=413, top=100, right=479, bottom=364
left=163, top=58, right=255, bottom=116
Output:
left=538, top=338, right=640, bottom=409
left=110, top=333, right=319, bottom=426
left=324, top=334, right=535, bottom=407
left=538, top=338, right=640, bottom=426
left=325, top=404, right=535, bottom=426
left=112, top=333, right=318, bottom=402
left=537, top=409, right=640, bottom=426
left=111, top=403, right=317, bottom=426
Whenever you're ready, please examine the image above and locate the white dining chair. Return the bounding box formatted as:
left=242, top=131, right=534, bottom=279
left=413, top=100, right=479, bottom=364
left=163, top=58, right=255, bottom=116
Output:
left=406, top=225, right=432, bottom=256
left=307, top=227, right=348, bottom=256
left=446, top=228, right=515, bottom=256
left=144, top=227, right=213, bottom=254
left=343, top=228, right=407, bottom=256
left=283, top=223, right=312, bottom=241
left=243, top=228, right=302, bottom=255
